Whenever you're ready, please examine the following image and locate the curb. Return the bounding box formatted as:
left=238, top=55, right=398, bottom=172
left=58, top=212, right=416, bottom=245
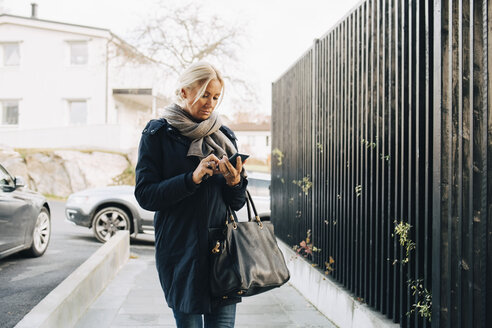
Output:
left=14, top=231, right=130, bottom=328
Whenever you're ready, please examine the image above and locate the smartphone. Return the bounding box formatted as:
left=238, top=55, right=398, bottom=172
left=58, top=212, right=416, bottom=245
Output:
left=228, top=153, right=249, bottom=166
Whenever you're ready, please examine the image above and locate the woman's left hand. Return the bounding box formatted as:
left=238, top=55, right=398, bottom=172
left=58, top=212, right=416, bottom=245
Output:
left=219, top=155, right=243, bottom=187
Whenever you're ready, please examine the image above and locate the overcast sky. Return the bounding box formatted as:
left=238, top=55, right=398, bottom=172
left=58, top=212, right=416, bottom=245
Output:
left=2, top=0, right=361, bottom=115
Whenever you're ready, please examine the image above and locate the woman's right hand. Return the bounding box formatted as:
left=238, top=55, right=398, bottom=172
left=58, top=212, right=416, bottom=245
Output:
left=192, top=154, right=220, bottom=184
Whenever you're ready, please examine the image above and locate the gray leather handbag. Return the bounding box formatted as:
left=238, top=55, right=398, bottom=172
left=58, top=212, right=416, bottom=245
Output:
left=208, top=190, right=290, bottom=298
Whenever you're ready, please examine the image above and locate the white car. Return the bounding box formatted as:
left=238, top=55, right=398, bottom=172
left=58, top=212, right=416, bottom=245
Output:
left=65, top=185, right=154, bottom=243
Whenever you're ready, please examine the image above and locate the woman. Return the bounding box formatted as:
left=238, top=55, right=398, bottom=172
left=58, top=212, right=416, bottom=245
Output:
left=134, top=62, right=247, bottom=328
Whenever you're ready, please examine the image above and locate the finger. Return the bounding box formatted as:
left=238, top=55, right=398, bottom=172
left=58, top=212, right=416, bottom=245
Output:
left=202, top=167, right=214, bottom=178
left=220, top=155, right=228, bottom=165
left=201, top=159, right=217, bottom=172
left=204, top=154, right=220, bottom=164
left=206, top=161, right=217, bottom=170
left=200, top=159, right=214, bottom=172
left=223, top=156, right=237, bottom=174
left=236, top=156, right=243, bottom=172
left=218, top=160, right=228, bottom=175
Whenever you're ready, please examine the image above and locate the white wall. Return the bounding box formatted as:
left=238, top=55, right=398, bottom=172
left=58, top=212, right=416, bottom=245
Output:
left=0, top=22, right=108, bottom=129
left=0, top=16, right=165, bottom=151
left=234, top=130, right=271, bottom=162
left=114, top=98, right=152, bottom=148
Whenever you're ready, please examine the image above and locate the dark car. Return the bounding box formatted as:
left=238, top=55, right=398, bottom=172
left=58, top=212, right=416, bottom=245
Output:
left=65, top=185, right=154, bottom=243
left=0, top=163, right=51, bottom=259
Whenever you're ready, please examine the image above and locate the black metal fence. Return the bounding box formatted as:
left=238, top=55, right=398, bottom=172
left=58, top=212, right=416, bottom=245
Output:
left=270, top=1, right=491, bottom=327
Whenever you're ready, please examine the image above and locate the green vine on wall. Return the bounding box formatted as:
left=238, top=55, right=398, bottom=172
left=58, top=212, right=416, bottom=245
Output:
left=355, top=184, right=362, bottom=197
left=361, top=138, right=377, bottom=149
left=393, top=220, right=432, bottom=321
left=293, top=176, right=313, bottom=195
left=407, top=279, right=432, bottom=321
left=272, top=148, right=284, bottom=166
left=394, top=220, right=416, bottom=264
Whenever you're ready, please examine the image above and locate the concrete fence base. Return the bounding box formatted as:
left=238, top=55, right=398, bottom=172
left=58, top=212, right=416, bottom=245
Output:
left=15, top=230, right=130, bottom=328
left=278, top=239, right=399, bottom=328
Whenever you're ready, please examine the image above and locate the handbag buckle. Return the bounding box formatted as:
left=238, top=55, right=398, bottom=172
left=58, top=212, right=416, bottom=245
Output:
left=230, top=214, right=238, bottom=230
left=212, top=241, right=220, bottom=254
left=255, top=216, right=263, bottom=229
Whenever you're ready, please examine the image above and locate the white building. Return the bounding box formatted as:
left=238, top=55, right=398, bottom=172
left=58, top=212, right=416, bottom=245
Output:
left=0, top=5, right=166, bottom=151
left=227, top=122, right=271, bottom=165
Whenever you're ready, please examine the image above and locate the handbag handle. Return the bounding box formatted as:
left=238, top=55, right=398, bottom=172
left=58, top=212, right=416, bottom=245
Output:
left=225, top=189, right=263, bottom=228
left=245, top=190, right=263, bottom=228
left=246, top=193, right=252, bottom=221
left=245, top=190, right=260, bottom=221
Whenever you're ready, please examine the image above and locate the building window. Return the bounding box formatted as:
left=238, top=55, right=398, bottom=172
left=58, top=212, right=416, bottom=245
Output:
left=0, top=101, right=19, bottom=125
left=70, top=41, right=88, bottom=65
left=2, top=43, right=20, bottom=66
left=69, top=101, right=87, bottom=125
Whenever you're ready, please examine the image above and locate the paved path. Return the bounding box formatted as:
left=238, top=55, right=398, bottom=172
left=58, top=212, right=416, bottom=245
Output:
left=75, top=249, right=337, bottom=328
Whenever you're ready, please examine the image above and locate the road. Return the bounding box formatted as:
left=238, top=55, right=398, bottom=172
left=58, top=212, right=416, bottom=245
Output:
left=0, top=200, right=155, bottom=328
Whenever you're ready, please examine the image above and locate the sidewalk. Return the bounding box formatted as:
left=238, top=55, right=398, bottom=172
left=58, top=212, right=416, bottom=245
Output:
left=74, top=248, right=337, bottom=328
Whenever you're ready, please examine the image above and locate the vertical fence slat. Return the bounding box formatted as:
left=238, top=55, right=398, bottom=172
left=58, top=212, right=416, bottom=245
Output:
left=394, top=0, right=401, bottom=321
left=423, top=0, right=432, bottom=327
left=350, top=11, right=356, bottom=293
left=380, top=0, right=387, bottom=312
left=484, top=0, right=491, bottom=326
left=355, top=5, right=362, bottom=297
left=364, top=0, right=370, bottom=301
left=374, top=0, right=381, bottom=309
left=432, top=0, right=443, bottom=324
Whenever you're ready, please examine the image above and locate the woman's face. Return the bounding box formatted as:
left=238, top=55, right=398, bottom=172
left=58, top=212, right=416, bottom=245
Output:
left=182, top=79, right=222, bottom=121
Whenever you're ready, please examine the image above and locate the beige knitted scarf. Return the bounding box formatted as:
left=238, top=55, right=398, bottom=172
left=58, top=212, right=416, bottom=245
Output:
left=161, top=104, right=237, bottom=160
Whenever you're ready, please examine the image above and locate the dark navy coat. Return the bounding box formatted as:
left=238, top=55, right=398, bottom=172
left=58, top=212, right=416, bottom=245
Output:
left=134, top=118, right=247, bottom=314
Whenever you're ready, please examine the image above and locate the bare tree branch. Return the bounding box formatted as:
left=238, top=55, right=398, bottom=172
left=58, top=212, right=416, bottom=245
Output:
left=129, top=2, right=245, bottom=76
left=122, top=1, right=260, bottom=113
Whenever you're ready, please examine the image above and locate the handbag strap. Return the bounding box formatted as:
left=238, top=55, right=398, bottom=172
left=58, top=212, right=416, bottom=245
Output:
left=246, top=193, right=252, bottom=220
left=224, top=189, right=263, bottom=228
left=245, top=190, right=263, bottom=228
left=245, top=189, right=259, bottom=221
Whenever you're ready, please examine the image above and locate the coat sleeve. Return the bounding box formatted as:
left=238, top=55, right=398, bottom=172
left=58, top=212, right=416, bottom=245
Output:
left=134, top=127, right=199, bottom=212
left=222, top=174, right=248, bottom=211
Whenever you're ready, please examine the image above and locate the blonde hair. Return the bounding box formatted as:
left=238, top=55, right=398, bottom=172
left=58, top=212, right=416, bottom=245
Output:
left=175, top=62, right=224, bottom=107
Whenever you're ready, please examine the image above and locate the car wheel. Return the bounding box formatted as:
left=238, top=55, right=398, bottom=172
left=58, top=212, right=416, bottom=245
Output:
left=27, top=207, right=51, bottom=257
left=92, top=207, right=130, bottom=243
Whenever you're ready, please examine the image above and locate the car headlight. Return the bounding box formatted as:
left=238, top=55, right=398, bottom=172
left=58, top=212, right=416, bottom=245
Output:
left=68, top=195, right=91, bottom=204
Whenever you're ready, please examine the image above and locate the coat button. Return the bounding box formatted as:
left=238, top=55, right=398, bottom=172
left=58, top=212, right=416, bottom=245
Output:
left=143, top=129, right=148, bottom=132
left=151, top=129, right=155, bottom=133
